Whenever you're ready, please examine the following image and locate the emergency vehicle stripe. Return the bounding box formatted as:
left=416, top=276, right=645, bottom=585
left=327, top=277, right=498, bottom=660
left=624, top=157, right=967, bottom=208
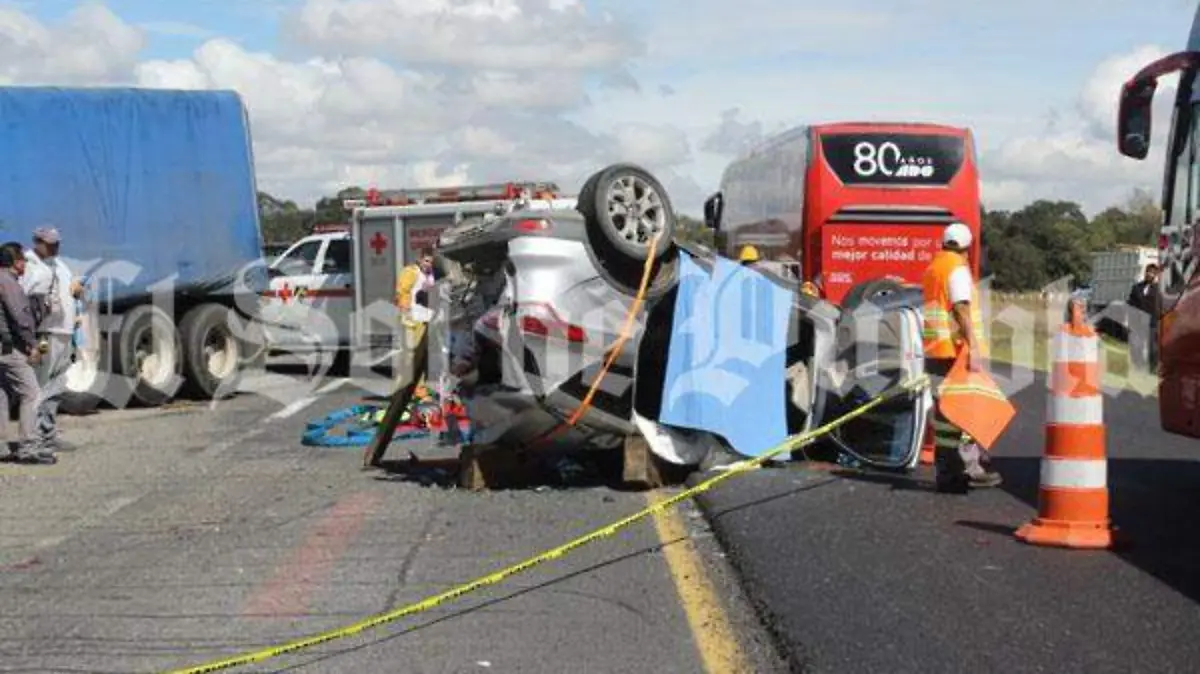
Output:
left=1047, top=394, right=1103, bottom=425
left=1040, top=458, right=1107, bottom=490
left=1052, top=332, right=1099, bottom=364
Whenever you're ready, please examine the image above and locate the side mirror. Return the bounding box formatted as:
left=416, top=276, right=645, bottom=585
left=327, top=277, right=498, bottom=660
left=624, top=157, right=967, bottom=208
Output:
left=1118, top=80, right=1155, bottom=160
left=703, top=192, right=724, bottom=231
left=1115, top=51, right=1200, bottom=160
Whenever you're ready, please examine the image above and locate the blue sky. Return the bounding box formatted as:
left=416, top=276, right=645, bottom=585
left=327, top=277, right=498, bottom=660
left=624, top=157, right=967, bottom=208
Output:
left=2, top=0, right=1197, bottom=213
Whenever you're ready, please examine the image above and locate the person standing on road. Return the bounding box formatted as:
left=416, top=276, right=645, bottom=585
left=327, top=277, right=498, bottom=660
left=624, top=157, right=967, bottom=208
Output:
left=921, top=222, right=1003, bottom=492
left=22, top=227, right=82, bottom=453
left=394, top=247, right=436, bottom=389
left=1127, top=263, right=1161, bottom=369
left=0, top=242, right=49, bottom=464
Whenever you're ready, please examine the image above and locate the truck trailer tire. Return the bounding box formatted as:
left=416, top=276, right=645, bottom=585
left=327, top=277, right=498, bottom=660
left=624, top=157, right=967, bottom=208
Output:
left=115, top=305, right=184, bottom=407
left=180, top=303, right=243, bottom=400
left=61, top=352, right=103, bottom=416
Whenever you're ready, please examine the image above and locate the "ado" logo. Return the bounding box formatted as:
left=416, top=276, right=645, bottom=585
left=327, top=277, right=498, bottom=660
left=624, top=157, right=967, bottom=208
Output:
left=852, top=141, right=934, bottom=178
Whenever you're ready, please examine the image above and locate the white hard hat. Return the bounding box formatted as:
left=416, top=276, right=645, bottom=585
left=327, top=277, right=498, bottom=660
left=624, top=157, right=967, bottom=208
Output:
left=942, top=222, right=972, bottom=249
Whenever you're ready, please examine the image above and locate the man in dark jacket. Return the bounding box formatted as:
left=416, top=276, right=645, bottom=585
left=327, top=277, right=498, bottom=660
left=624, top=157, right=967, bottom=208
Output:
left=0, top=242, right=47, bottom=464
left=1127, top=263, right=1161, bottom=369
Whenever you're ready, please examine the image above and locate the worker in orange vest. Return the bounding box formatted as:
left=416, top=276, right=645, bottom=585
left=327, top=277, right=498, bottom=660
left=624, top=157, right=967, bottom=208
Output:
left=921, top=222, right=1003, bottom=492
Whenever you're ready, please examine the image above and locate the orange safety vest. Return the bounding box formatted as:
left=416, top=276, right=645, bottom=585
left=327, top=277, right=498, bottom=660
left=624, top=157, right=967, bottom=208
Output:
left=921, top=250, right=988, bottom=359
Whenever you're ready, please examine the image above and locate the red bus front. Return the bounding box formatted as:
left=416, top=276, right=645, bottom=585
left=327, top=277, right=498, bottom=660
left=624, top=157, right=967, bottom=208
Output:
left=805, top=123, right=982, bottom=304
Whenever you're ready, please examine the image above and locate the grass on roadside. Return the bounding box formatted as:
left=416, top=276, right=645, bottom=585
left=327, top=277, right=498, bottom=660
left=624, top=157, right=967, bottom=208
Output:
left=986, top=297, right=1158, bottom=397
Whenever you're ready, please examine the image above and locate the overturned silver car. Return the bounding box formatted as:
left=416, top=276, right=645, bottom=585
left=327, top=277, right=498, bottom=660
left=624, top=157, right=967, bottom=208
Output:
left=431, top=164, right=932, bottom=474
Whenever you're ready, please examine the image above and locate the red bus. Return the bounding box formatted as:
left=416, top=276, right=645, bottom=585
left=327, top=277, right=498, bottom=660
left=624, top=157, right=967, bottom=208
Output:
left=1115, top=3, right=1200, bottom=438
left=703, top=122, right=982, bottom=305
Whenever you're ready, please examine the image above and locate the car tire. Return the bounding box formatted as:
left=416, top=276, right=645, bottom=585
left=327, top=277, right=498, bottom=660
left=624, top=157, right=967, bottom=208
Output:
left=841, top=278, right=907, bottom=311
left=179, top=303, right=243, bottom=400
left=114, top=305, right=184, bottom=407
left=577, top=163, right=675, bottom=263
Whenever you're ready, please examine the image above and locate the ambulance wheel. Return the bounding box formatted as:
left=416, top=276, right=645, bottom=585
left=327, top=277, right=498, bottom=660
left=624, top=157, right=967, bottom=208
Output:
left=180, top=303, right=243, bottom=400
left=842, top=278, right=906, bottom=311
left=578, top=164, right=675, bottom=263
left=115, top=305, right=184, bottom=407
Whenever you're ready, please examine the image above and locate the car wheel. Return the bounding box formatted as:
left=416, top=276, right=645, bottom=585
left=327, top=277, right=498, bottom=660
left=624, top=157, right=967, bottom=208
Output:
left=578, top=163, right=675, bottom=263
left=841, top=278, right=907, bottom=311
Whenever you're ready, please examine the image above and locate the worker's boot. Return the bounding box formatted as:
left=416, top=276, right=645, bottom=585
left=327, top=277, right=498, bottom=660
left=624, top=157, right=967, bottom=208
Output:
left=960, top=442, right=1002, bottom=488
left=933, top=446, right=969, bottom=494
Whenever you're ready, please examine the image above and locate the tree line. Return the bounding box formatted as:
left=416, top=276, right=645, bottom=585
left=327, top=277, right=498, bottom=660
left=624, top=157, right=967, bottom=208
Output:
left=259, top=187, right=1161, bottom=292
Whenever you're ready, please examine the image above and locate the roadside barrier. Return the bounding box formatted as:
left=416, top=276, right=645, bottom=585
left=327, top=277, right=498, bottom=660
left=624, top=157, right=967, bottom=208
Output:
left=1015, top=301, right=1114, bottom=549
left=166, top=374, right=930, bottom=673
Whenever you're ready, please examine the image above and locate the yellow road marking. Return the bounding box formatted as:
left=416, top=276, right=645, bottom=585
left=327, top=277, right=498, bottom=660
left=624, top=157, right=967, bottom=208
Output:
left=648, top=491, right=754, bottom=674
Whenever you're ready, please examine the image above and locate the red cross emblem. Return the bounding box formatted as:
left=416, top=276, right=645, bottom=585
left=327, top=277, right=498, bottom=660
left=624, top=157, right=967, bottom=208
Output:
left=370, top=232, right=388, bottom=255
left=278, top=283, right=293, bottom=303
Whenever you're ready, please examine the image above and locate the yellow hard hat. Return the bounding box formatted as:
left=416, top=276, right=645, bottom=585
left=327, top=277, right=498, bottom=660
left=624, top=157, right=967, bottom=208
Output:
left=800, top=281, right=819, bottom=296
left=739, top=245, right=760, bottom=262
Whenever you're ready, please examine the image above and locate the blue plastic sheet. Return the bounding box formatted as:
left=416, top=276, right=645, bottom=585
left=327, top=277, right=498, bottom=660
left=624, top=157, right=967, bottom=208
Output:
left=0, top=87, right=264, bottom=301
left=658, top=252, right=792, bottom=457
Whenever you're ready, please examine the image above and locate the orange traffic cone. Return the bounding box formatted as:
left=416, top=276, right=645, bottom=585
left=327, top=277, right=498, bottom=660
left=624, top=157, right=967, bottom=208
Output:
left=1015, top=301, right=1114, bottom=549
left=920, top=421, right=935, bottom=465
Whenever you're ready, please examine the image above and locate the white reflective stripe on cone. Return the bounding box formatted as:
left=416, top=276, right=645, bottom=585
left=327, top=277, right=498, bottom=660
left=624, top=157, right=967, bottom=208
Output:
left=1052, top=331, right=1099, bottom=364
left=1040, top=457, right=1107, bottom=489
left=1047, top=394, right=1104, bottom=425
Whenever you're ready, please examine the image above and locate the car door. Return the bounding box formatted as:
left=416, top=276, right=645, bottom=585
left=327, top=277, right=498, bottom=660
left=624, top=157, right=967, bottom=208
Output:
left=311, top=237, right=354, bottom=347
left=261, top=237, right=325, bottom=349
left=813, top=299, right=931, bottom=470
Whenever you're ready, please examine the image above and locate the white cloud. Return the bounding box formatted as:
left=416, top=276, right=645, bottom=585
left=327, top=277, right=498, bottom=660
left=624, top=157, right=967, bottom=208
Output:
left=0, top=2, right=143, bottom=84
left=982, top=44, right=1178, bottom=212
left=0, top=1, right=1181, bottom=221
left=283, top=0, right=641, bottom=71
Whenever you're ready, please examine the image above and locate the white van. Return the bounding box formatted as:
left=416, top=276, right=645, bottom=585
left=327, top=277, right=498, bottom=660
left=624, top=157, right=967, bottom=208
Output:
left=259, top=226, right=354, bottom=359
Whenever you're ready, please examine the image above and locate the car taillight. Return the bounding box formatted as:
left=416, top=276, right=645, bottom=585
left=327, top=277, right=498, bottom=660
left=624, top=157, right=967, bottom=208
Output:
left=512, top=218, right=550, bottom=233
left=516, top=303, right=587, bottom=343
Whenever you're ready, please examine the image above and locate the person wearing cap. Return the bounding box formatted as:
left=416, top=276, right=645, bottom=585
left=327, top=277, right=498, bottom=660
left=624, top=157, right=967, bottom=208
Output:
left=0, top=242, right=48, bottom=464
left=22, top=227, right=82, bottom=454
left=921, top=222, right=1002, bottom=492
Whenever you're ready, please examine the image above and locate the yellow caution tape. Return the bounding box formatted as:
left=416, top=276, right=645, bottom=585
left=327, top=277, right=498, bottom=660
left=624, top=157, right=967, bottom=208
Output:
left=167, top=374, right=928, bottom=673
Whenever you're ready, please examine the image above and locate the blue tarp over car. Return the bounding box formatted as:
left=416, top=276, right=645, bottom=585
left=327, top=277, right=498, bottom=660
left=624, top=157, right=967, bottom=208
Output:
left=658, top=251, right=793, bottom=457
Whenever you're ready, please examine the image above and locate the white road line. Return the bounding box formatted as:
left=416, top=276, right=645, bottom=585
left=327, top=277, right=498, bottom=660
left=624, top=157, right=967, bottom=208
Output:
left=266, top=378, right=350, bottom=420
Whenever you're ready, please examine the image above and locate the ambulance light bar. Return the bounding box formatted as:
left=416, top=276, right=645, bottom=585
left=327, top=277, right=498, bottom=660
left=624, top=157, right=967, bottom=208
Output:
left=343, top=181, right=560, bottom=209
left=311, top=222, right=350, bottom=234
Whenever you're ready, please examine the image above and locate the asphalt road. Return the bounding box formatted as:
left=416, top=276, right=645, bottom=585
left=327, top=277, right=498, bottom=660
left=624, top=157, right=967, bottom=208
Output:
left=696, top=371, right=1200, bottom=673
left=0, top=362, right=783, bottom=674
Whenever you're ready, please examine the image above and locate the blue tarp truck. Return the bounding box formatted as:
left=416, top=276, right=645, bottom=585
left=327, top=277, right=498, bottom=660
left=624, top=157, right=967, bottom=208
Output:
left=0, top=87, right=267, bottom=413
